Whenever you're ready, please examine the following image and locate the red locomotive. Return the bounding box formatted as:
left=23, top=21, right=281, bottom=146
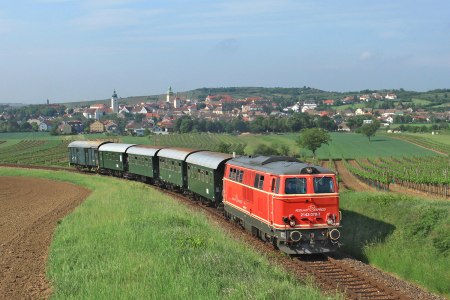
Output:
left=223, top=156, right=341, bottom=254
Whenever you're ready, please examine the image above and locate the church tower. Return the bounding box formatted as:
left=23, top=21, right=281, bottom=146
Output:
left=111, top=89, right=119, bottom=113
left=166, top=86, right=174, bottom=103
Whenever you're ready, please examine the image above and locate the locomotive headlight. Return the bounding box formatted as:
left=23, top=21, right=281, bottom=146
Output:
left=326, top=214, right=336, bottom=226
left=289, top=219, right=296, bottom=227
left=282, top=216, right=289, bottom=224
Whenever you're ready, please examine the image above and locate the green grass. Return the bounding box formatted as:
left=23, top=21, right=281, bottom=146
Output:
left=411, top=98, right=432, bottom=106
left=236, top=133, right=438, bottom=159
left=340, top=191, right=450, bottom=297
left=0, top=168, right=336, bottom=300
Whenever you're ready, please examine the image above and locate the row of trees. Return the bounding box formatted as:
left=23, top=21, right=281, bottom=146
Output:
left=174, top=113, right=338, bottom=134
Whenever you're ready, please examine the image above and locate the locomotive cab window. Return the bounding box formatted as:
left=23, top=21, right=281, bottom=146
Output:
left=285, top=178, right=306, bottom=194
left=313, top=177, right=335, bottom=193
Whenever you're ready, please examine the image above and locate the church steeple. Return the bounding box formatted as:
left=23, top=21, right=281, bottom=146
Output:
left=111, top=89, right=119, bottom=114
left=166, top=86, right=174, bottom=102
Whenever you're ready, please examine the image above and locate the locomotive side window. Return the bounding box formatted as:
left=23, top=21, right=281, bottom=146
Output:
left=254, top=174, right=264, bottom=189
left=313, top=177, right=335, bottom=193
left=271, top=178, right=276, bottom=193
left=238, top=170, right=244, bottom=183
left=285, top=178, right=306, bottom=194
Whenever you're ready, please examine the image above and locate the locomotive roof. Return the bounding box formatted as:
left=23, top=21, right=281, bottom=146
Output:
left=68, top=140, right=111, bottom=149
left=126, top=145, right=165, bottom=156
left=186, top=151, right=233, bottom=170
left=158, top=148, right=202, bottom=161
left=227, top=156, right=334, bottom=175
left=98, top=143, right=136, bottom=153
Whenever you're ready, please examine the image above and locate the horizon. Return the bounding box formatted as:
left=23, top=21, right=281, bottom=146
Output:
left=1, top=1, right=449, bottom=104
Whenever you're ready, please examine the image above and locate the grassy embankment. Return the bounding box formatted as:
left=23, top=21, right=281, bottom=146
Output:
left=340, top=191, right=450, bottom=297
left=0, top=167, right=336, bottom=300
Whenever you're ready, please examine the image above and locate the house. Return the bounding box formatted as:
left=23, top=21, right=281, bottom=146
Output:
left=39, top=121, right=53, bottom=132
left=90, top=103, right=107, bottom=110
left=302, top=100, right=317, bottom=112
left=338, top=123, right=351, bottom=132
left=67, top=120, right=84, bottom=133
left=342, top=96, right=355, bottom=103
left=385, top=93, right=397, bottom=100
left=213, top=106, right=224, bottom=115
left=90, top=120, right=105, bottom=133
left=104, top=121, right=118, bottom=133
left=355, top=108, right=366, bottom=115
left=119, top=106, right=133, bottom=114
left=359, top=95, right=370, bottom=102
left=323, top=99, right=335, bottom=106
left=83, top=108, right=102, bottom=120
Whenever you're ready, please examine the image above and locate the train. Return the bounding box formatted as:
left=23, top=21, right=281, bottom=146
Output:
left=68, top=140, right=341, bottom=255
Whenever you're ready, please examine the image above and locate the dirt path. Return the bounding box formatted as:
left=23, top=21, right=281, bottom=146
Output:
left=334, top=160, right=377, bottom=192
left=0, top=176, right=90, bottom=299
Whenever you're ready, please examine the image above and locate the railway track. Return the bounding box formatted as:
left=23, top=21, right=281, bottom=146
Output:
left=154, top=186, right=417, bottom=300
left=1, top=164, right=442, bottom=300
left=296, top=254, right=409, bottom=300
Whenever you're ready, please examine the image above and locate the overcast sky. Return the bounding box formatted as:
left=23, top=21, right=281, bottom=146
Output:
left=1, top=0, right=449, bottom=104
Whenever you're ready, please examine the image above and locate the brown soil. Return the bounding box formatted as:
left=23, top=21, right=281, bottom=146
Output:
left=0, top=176, right=90, bottom=299
left=334, top=160, right=377, bottom=192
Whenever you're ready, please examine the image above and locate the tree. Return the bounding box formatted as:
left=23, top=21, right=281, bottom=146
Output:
left=296, top=128, right=331, bottom=159
left=360, top=121, right=380, bottom=141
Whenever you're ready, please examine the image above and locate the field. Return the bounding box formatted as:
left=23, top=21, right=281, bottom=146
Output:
left=0, top=168, right=334, bottom=300
left=0, top=175, right=90, bottom=299
left=340, top=191, right=450, bottom=297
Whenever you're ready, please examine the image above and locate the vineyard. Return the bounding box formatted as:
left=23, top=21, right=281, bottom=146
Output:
left=0, top=140, right=70, bottom=166
left=148, top=133, right=247, bottom=153
left=1, top=132, right=449, bottom=198
left=343, top=156, right=450, bottom=197
left=0, top=137, right=117, bottom=167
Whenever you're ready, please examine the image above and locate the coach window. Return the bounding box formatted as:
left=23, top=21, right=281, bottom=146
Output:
left=238, top=170, right=244, bottom=183
left=314, top=177, right=335, bottom=193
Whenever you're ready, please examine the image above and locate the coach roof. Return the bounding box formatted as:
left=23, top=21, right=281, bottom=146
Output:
left=68, top=140, right=111, bottom=149
left=98, top=143, right=136, bottom=153
left=127, top=145, right=165, bottom=156
left=227, top=156, right=334, bottom=175
left=158, top=148, right=202, bottom=161
left=186, top=151, right=233, bottom=169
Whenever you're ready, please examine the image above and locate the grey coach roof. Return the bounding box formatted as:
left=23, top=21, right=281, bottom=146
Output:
left=126, top=145, right=165, bottom=156
left=186, top=151, right=233, bottom=169
left=227, top=156, right=334, bottom=175
left=68, top=140, right=111, bottom=149
left=158, top=148, right=201, bottom=161
left=98, top=143, right=136, bottom=153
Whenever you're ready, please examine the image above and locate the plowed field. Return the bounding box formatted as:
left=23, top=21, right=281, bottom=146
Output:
left=0, top=176, right=90, bottom=299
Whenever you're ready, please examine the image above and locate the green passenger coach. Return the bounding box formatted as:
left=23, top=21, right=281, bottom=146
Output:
left=157, top=148, right=202, bottom=188
left=126, top=145, right=165, bottom=180
left=98, top=143, right=136, bottom=175
left=68, top=140, right=111, bottom=169
left=185, top=151, right=233, bottom=205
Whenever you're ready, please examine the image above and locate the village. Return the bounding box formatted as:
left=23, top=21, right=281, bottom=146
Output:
left=1, top=87, right=450, bottom=136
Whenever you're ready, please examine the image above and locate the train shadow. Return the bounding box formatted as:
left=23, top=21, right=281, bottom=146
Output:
left=338, top=209, right=396, bottom=263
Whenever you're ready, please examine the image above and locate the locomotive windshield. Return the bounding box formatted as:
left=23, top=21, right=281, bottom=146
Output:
left=313, top=176, right=335, bottom=193
left=285, top=178, right=306, bottom=194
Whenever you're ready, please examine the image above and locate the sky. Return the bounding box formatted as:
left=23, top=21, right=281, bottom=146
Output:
left=0, top=0, right=449, bottom=104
